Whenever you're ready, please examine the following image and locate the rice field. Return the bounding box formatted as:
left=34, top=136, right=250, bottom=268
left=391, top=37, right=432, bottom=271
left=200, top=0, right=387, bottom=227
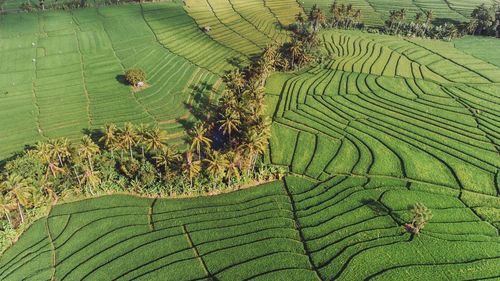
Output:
left=1, top=1, right=500, bottom=280
left=1, top=177, right=499, bottom=280
left=0, top=1, right=295, bottom=158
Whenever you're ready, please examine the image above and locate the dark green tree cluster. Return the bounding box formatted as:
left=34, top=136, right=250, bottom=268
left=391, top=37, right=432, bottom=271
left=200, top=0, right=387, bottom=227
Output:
left=466, top=3, right=500, bottom=37
left=125, top=68, right=146, bottom=87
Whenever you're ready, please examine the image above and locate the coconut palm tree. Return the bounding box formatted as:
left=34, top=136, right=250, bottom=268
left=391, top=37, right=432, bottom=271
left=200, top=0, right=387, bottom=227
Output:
left=153, top=145, right=181, bottom=175
left=309, top=4, right=326, bottom=32
left=190, top=124, right=212, bottom=160
left=48, top=138, right=71, bottom=167
left=0, top=193, right=15, bottom=227
left=181, top=150, right=201, bottom=189
left=424, top=9, right=433, bottom=25
left=3, top=174, right=33, bottom=224
left=135, top=123, right=149, bottom=158
left=218, top=111, right=241, bottom=143
left=33, top=141, right=64, bottom=179
left=99, top=124, right=119, bottom=157
left=295, top=11, right=305, bottom=27
left=119, top=122, right=137, bottom=158
left=81, top=168, right=101, bottom=195
left=145, top=127, right=168, bottom=154
left=76, top=135, right=100, bottom=171
left=224, top=152, right=241, bottom=187
left=224, top=69, right=246, bottom=94
left=204, top=151, right=229, bottom=181
left=289, top=40, right=303, bottom=69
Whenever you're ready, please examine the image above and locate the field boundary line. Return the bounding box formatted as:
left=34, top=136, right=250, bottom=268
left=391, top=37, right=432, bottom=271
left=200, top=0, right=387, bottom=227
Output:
left=71, top=13, right=93, bottom=128
left=182, top=225, right=218, bottom=280
left=442, top=86, right=500, bottom=156
left=45, top=204, right=57, bottom=281
left=226, top=0, right=275, bottom=41
left=140, top=4, right=229, bottom=76
left=282, top=178, right=323, bottom=281
left=31, top=14, right=48, bottom=139
left=403, top=38, right=495, bottom=83
left=148, top=197, right=158, bottom=231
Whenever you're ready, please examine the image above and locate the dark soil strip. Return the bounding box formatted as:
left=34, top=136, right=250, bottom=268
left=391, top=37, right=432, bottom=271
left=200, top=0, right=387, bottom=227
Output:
left=183, top=225, right=218, bottom=280
left=283, top=179, right=323, bottom=280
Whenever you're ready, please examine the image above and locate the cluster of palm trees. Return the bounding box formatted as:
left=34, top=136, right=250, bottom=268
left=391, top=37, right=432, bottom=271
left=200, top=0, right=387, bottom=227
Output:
left=383, top=8, right=463, bottom=40
left=190, top=45, right=278, bottom=185
left=329, top=2, right=363, bottom=29
left=466, top=3, right=500, bottom=37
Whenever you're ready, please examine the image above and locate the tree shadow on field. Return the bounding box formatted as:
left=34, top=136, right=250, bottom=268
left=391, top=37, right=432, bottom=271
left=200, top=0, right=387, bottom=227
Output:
left=82, top=128, right=104, bottom=146
left=227, top=56, right=244, bottom=68
left=181, top=82, right=215, bottom=132
left=115, top=74, right=129, bottom=86
left=362, top=198, right=405, bottom=225
left=362, top=199, right=390, bottom=216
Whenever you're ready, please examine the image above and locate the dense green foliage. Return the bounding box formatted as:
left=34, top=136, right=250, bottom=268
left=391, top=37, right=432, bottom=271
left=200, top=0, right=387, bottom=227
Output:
left=1, top=0, right=500, bottom=280
left=125, top=68, right=146, bottom=86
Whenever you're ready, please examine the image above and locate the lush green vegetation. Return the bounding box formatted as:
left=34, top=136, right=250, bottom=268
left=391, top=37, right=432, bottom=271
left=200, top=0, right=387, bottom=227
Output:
left=1, top=0, right=500, bottom=280
left=1, top=177, right=499, bottom=280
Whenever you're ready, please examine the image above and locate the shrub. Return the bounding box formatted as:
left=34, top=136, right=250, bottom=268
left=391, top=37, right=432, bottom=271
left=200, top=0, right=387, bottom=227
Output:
left=125, top=68, right=146, bottom=86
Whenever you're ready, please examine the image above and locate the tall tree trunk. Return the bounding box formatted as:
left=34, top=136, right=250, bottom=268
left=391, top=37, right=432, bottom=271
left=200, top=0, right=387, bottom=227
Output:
left=73, top=167, right=82, bottom=186
left=87, top=155, right=93, bottom=172
left=4, top=211, right=12, bottom=227
left=17, top=203, right=24, bottom=224
left=58, top=154, right=63, bottom=167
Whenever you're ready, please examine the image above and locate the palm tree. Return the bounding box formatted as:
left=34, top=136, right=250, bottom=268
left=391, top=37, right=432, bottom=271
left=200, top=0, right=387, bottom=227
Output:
left=33, top=141, right=64, bottom=179
left=3, top=174, right=33, bottom=224
left=224, top=69, right=246, bottom=94
left=47, top=138, right=71, bottom=167
left=218, top=111, right=241, bottom=143
left=309, top=4, right=326, bottom=32
left=119, top=122, right=137, bottom=158
left=0, top=193, right=15, bottom=227
left=145, top=127, right=168, bottom=154
left=289, top=40, right=303, bottom=69
left=190, top=124, right=212, bottom=160
left=224, top=152, right=241, bottom=187
left=425, top=9, right=434, bottom=25
left=77, top=135, right=100, bottom=171
left=100, top=124, right=119, bottom=157
left=81, top=168, right=101, bottom=195
left=153, top=145, right=181, bottom=174
left=181, top=150, right=201, bottom=189
left=204, top=151, right=228, bottom=181
left=135, top=123, right=149, bottom=158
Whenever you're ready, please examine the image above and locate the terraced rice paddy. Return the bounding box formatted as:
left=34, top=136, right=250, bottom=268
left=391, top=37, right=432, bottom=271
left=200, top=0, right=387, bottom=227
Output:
left=1, top=0, right=500, bottom=280
left=0, top=1, right=295, bottom=158
left=1, top=177, right=499, bottom=280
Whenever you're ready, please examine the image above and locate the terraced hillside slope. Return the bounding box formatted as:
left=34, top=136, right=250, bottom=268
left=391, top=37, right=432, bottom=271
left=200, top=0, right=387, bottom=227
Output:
left=265, top=30, right=500, bottom=195
left=1, top=178, right=499, bottom=280
left=1, top=1, right=500, bottom=280
left=0, top=0, right=298, bottom=158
